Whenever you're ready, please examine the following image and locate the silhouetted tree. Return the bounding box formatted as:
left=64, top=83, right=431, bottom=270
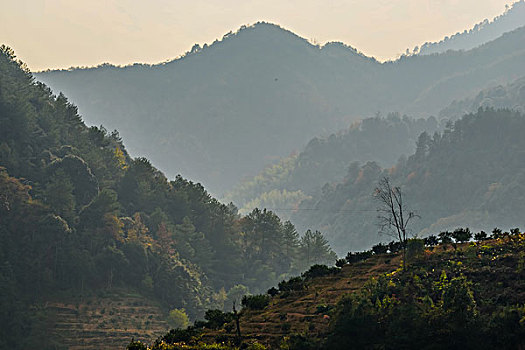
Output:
left=374, top=177, right=418, bottom=265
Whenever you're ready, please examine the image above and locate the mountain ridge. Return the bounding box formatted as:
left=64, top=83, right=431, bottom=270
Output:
left=34, top=25, right=525, bottom=195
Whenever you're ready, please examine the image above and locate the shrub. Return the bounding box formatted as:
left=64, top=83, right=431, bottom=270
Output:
left=267, top=287, right=279, bottom=297
left=281, top=322, right=291, bottom=332
left=387, top=241, right=402, bottom=253
left=406, top=238, right=425, bottom=260
left=246, top=342, right=267, bottom=350
left=302, top=264, right=338, bottom=279
left=424, top=235, right=439, bottom=248
left=278, top=277, right=305, bottom=292
left=127, top=340, right=147, bottom=350
left=280, top=334, right=318, bottom=350
left=315, top=304, right=331, bottom=314
left=346, top=250, right=373, bottom=264
left=241, top=294, right=270, bottom=310
left=335, top=258, right=347, bottom=268
left=372, top=243, right=388, bottom=255
left=204, top=309, right=233, bottom=329
left=160, top=327, right=202, bottom=344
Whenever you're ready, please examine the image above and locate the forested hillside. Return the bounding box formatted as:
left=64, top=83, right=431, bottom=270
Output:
left=440, top=75, right=525, bottom=118
left=35, top=23, right=525, bottom=195
left=292, top=108, right=525, bottom=255
left=417, top=0, right=525, bottom=55
left=0, top=47, right=336, bottom=349
left=224, top=114, right=440, bottom=218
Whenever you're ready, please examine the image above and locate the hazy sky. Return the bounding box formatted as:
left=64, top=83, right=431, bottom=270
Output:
left=1, top=0, right=515, bottom=71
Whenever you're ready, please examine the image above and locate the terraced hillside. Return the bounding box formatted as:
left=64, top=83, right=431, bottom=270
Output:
left=200, top=254, right=401, bottom=348
left=141, top=233, right=525, bottom=349
left=42, top=290, right=169, bottom=349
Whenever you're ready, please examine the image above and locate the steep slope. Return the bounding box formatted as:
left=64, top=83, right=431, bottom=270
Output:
left=292, top=108, right=525, bottom=255
left=34, top=24, right=525, bottom=195
left=418, top=0, right=525, bottom=55
left=0, top=47, right=336, bottom=349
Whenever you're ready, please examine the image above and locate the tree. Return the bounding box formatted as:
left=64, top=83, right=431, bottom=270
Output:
left=451, top=228, right=472, bottom=244
left=374, top=177, right=418, bottom=265
left=299, top=230, right=337, bottom=269
left=168, top=308, right=190, bottom=329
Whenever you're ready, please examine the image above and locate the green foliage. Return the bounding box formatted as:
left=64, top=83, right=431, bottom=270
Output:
left=241, top=294, right=271, bottom=310
left=168, top=308, right=190, bottom=330
left=278, top=277, right=305, bottom=293
left=127, top=340, right=147, bottom=350
left=204, top=309, right=233, bottom=330
left=301, top=264, right=338, bottom=279
left=406, top=238, right=425, bottom=261
left=324, top=237, right=525, bottom=349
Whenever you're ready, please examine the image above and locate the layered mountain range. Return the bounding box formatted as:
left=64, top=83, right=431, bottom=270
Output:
left=36, top=21, right=525, bottom=195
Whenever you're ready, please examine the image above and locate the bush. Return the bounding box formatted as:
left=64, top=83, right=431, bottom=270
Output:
left=160, top=327, right=202, bottom=344
left=246, top=342, right=267, bottom=350
left=372, top=243, right=388, bottom=255
left=335, top=258, right=346, bottom=268
left=315, top=304, right=331, bottom=314
left=346, top=250, right=372, bottom=263
left=406, top=238, right=425, bottom=260
left=280, top=334, right=318, bottom=350
left=127, top=340, right=147, bottom=350
left=278, top=277, right=305, bottom=292
left=267, top=287, right=279, bottom=297
left=302, top=264, right=338, bottom=279
left=204, top=309, right=233, bottom=329
left=241, top=294, right=270, bottom=310
left=424, top=235, right=439, bottom=248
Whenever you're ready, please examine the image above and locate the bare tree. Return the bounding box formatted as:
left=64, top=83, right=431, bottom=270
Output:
left=374, top=177, right=418, bottom=265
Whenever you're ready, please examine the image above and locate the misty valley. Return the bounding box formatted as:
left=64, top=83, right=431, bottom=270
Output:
left=1, top=2, right=525, bottom=349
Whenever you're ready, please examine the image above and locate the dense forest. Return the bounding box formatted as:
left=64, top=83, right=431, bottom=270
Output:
left=224, top=114, right=440, bottom=218
left=35, top=20, right=525, bottom=195
left=417, top=0, right=525, bottom=55
left=0, top=47, right=336, bottom=349
left=291, top=108, right=525, bottom=254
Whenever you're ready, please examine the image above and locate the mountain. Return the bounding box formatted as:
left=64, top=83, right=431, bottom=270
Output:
left=223, top=114, right=441, bottom=219
left=440, top=75, right=525, bottom=118
left=35, top=24, right=525, bottom=195
left=291, top=108, right=525, bottom=255
left=417, top=0, right=525, bottom=55
left=0, top=47, right=336, bottom=349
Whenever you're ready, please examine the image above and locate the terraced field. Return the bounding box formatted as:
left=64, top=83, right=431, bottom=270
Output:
left=202, top=254, right=401, bottom=348
left=41, top=290, right=169, bottom=349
